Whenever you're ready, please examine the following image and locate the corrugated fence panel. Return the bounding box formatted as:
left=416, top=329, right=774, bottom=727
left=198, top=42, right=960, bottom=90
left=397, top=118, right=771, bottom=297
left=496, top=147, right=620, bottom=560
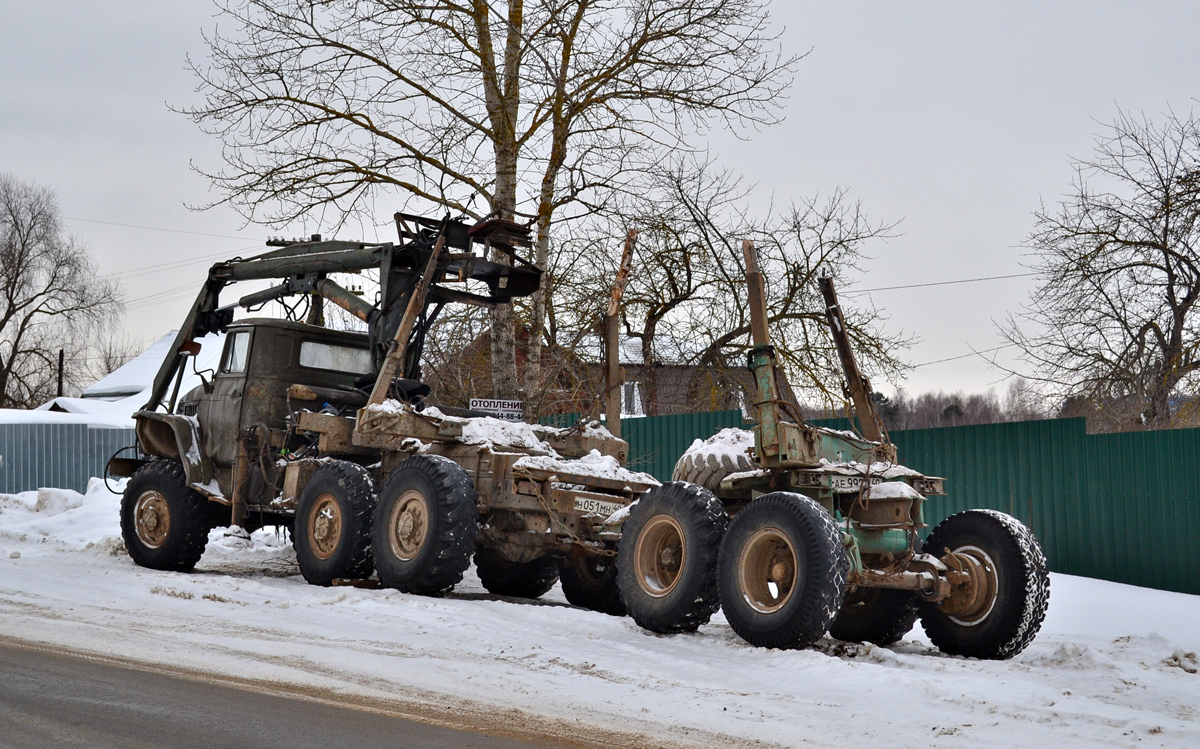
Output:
left=0, top=423, right=136, bottom=495
left=887, top=417, right=1200, bottom=595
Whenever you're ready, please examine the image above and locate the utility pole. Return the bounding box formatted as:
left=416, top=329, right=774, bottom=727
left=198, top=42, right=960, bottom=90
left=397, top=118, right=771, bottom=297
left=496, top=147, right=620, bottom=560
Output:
left=605, top=230, right=637, bottom=439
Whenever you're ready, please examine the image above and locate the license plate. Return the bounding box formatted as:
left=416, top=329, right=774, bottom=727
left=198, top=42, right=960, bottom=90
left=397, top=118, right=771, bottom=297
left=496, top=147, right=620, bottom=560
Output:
left=573, top=497, right=626, bottom=516
left=828, top=475, right=883, bottom=493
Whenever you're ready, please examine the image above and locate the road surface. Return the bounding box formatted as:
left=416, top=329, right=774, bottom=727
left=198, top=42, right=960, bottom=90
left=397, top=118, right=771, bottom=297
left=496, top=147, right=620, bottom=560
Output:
left=0, top=638, right=544, bottom=748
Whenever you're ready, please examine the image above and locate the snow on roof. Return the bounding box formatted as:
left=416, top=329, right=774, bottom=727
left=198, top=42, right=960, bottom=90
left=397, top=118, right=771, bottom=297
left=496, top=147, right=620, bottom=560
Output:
left=85, top=332, right=183, bottom=399
left=0, top=331, right=227, bottom=428
left=0, top=405, right=136, bottom=428
left=81, top=330, right=224, bottom=399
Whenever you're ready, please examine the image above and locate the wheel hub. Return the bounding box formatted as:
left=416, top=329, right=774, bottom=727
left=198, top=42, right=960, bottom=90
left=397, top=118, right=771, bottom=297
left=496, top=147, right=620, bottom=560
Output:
left=389, top=489, right=429, bottom=562
left=939, top=545, right=998, bottom=625
left=738, top=527, right=799, bottom=614
left=134, top=490, right=170, bottom=549
left=634, top=515, right=686, bottom=598
left=307, top=494, right=343, bottom=560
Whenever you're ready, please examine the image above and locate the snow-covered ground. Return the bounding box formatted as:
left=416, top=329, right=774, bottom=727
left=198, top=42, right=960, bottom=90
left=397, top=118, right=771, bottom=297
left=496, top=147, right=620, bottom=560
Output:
left=1, top=481, right=1197, bottom=748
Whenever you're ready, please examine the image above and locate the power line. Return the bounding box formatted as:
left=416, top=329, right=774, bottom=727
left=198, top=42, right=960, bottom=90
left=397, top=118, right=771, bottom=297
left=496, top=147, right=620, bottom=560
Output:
left=125, top=282, right=204, bottom=311
left=64, top=215, right=255, bottom=241
left=911, top=344, right=1014, bottom=369
left=116, top=245, right=262, bottom=281
left=845, top=272, right=1037, bottom=295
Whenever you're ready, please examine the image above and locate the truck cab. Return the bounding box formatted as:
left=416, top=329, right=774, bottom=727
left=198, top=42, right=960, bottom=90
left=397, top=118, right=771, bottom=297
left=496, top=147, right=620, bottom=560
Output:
left=182, top=319, right=372, bottom=486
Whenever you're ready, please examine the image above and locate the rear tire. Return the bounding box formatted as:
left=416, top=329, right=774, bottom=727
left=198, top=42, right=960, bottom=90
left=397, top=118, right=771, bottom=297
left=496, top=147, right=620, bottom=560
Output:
left=828, top=587, right=918, bottom=646
left=918, top=510, right=1049, bottom=660
left=293, top=461, right=377, bottom=586
left=560, top=552, right=626, bottom=616
left=718, top=492, right=847, bottom=650
left=830, top=540, right=921, bottom=646
left=616, top=482, right=728, bottom=634
left=121, top=459, right=211, bottom=572
left=373, top=455, right=479, bottom=596
left=474, top=548, right=560, bottom=599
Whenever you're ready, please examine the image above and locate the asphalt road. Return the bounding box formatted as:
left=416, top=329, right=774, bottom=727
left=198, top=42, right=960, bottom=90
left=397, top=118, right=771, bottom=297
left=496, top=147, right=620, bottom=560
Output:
left=0, top=639, right=542, bottom=749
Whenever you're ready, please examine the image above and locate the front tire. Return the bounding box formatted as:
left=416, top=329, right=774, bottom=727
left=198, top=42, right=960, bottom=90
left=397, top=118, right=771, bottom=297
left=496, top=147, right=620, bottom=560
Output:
left=718, top=492, right=848, bottom=650
left=474, top=548, right=560, bottom=599
left=616, top=482, right=728, bottom=634
left=918, top=510, right=1049, bottom=659
left=293, top=461, right=377, bottom=586
left=373, top=455, right=479, bottom=596
left=121, top=459, right=211, bottom=572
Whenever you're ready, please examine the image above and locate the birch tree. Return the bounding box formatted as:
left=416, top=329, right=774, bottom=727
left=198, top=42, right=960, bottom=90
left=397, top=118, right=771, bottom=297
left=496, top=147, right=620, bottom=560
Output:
left=181, top=0, right=797, bottom=400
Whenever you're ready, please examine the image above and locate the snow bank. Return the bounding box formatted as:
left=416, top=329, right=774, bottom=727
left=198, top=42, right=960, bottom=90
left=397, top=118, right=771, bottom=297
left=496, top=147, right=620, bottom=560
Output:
left=0, top=477, right=123, bottom=551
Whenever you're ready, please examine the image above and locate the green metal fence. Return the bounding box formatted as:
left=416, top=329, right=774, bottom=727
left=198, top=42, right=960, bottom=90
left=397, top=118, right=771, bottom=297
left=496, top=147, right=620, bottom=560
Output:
left=540, top=411, right=746, bottom=481
left=887, top=418, right=1200, bottom=595
left=0, top=424, right=136, bottom=495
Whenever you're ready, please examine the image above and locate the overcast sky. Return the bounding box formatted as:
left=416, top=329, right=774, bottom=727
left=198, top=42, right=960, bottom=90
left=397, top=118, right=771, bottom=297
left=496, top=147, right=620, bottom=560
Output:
left=3, top=2, right=1199, bottom=398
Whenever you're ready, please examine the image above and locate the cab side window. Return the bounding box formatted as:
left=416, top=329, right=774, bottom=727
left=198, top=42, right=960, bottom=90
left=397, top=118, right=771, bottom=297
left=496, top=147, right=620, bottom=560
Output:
left=222, top=331, right=250, bottom=374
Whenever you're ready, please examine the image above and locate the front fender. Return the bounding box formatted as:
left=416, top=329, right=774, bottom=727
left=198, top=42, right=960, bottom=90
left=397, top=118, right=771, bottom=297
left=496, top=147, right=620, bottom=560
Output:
left=131, top=410, right=226, bottom=502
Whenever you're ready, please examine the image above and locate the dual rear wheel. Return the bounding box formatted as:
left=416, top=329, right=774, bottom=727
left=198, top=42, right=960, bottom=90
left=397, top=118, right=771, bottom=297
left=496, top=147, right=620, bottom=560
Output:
left=293, top=456, right=479, bottom=595
left=618, top=486, right=1048, bottom=660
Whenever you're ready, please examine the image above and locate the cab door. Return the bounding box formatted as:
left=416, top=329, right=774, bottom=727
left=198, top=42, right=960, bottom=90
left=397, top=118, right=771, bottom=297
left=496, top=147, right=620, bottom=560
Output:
left=197, top=329, right=252, bottom=471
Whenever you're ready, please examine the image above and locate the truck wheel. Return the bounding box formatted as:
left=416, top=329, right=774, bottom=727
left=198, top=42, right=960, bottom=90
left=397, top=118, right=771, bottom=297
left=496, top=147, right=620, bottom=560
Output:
left=560, top=553, right=626, bottom=616
left=474, top=548, right=559, bottom=599
left=121, top=459, right=211, bottom=572
left=616, top=482, right=728, bottom=633
left=828, top=588, right=918, bottom=646
left=718, top=492, right=848, bottom=650
left=293, top=461, right=377, bottom=586
left=373, top=455, right=479, bottom=596
left=918, top=510, right=1049, bottom=660
left=671, top=428, right=754, bottom=494
left=829, top=538, right=921, bottom=646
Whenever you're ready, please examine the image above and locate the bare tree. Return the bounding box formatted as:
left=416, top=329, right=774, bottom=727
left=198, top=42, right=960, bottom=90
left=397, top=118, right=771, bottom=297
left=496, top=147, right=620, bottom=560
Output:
left=1004, top=109, right=1200, bottom=429
left=0, top=174, right=122, bottom=408
left=555, top=157, right=911, bottom=416
left=181, top=0, right=798, bottom=400
left=89, top=331, right=141, bottom=380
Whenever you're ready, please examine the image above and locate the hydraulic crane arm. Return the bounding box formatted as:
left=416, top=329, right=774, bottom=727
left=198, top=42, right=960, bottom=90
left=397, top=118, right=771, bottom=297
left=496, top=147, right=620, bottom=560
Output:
left=742, top=242, right=896, bottom=468
left=142, top=215, right=542, bottom=413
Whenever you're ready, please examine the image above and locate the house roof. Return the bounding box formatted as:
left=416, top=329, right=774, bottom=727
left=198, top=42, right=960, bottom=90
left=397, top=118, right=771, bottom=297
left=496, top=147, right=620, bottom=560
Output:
left=0, top=331, right=228, bottom=428
left=571, top=334, right=705, bottom=366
